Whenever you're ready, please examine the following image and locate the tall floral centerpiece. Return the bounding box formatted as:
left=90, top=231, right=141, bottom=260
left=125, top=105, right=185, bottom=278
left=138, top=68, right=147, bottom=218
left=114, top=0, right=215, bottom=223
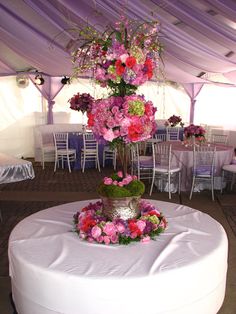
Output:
left=71, top=18, right=165, bottom=230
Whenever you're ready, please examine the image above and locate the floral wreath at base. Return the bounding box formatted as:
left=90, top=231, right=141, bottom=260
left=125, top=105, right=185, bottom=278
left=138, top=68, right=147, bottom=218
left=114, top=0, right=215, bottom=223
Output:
left=73, top=200, right=167, bottom=245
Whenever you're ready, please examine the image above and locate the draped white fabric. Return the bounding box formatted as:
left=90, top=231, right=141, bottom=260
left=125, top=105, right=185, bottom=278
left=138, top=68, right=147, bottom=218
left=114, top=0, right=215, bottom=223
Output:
left=0, top=76, right=236, bottom=158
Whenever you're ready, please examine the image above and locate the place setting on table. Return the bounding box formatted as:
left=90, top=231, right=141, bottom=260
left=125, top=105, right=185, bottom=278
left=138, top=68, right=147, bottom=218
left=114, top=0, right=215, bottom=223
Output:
left=8, top=18, right=228, bottom=314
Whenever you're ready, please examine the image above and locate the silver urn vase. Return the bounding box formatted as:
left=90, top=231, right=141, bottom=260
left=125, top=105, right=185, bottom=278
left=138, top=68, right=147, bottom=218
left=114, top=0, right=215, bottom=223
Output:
left=101, top=195, right=141, bottom=220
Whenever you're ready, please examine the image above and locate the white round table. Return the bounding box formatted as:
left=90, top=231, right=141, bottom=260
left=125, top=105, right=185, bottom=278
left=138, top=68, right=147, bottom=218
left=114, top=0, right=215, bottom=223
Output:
left=8, top=199, right=228, bottom=314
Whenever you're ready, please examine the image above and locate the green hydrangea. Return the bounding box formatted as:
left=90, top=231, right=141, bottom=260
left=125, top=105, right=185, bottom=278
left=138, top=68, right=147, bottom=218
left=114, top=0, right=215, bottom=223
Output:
left=128, top=100, right=145, bottom=116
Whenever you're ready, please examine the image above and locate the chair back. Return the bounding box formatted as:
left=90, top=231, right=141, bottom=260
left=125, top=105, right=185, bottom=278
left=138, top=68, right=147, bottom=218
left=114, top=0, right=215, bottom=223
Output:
left=53, top=132, right=69, bottom=151
left=192, top=145, right=216, bottom=177
left=166, top=127, right=180, bottom=141
left=211, top=134, right=228, bottom=145
left=152, top=142, right=171, bottom=169
left=155, top=133, right=166, bottom=142
left=83, top=132, right=98, bottom=150
left=131, top=143, right=153, bottom=179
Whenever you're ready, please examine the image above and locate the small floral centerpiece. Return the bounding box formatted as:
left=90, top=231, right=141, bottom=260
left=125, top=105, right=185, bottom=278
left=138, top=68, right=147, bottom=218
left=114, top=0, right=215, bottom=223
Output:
left=68, top=92, right=94, bottom=114
left=73, top=199, right=167, bottom=245
left=69, top=92, right=94, bottom=130
left=184, top=124, right=206, bottom=144
left=97, top=171, right=145, bottom=220
left=165, top=115, right=184, bottom=127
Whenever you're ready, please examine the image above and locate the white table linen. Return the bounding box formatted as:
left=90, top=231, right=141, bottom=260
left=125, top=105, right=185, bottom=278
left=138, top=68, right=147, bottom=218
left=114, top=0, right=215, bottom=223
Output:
left=171, top=142, right=234, bottom=191
left=0, top=153, right=35, bottom=184
left=9, top=200, right=228, bottom=314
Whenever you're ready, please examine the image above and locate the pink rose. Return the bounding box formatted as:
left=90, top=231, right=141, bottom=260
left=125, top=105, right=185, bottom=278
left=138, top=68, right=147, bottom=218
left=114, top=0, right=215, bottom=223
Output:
left=91, top=225, right=102, bottom=239
left=116, top=222, right=125, bottom=233
left=104, top=129, right=115, bottom=141
left=118, top=182, right=124, bottom=187
left=141, top=236, right=150, bottom=243
left=110, top=234, right=119, bottom=244
left=103, top=222, right=116, bottom=236
left=104, top=177, right=113, bottom=185
left=131, top=232, right=138, bottom=239
left=117, top=171, right=123, bottom=178
left=137, top=220, right=146, bottom=232
left=97, top=235, right=104, bottom=243
left=104, top=236, right=111, bottom=245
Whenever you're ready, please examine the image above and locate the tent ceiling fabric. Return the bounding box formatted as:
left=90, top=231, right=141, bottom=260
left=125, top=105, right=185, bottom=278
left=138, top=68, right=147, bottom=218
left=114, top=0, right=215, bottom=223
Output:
left=0, top=0, right=236, bottom=84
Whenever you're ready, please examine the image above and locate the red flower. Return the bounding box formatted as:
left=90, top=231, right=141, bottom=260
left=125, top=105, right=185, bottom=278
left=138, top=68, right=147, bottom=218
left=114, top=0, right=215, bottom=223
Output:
left=128, top=123, right=144, bottom=141
left=125, top=56, right=136, bottom=68
left=87, top=112, right=95, bottom=127
left=149, top=210, right=161, bottom=217
left=128, top=221, right=142, bottom=236
left=115, top=60, right=125, bottom=75
left=81, top=217, right=96, bottom=232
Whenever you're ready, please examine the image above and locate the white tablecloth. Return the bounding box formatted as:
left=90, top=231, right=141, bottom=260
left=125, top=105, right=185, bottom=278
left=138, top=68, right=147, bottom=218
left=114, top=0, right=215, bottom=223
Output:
left=0, top=153, right=35, bottom=184
left=9, top=200, right=228, bottom=314
left=171, top=142, right=234, bottom=191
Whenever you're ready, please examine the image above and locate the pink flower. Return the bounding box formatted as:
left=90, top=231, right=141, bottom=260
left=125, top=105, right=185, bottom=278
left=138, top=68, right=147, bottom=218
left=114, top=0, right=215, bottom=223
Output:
left=91, top=225, right=102, bottom=239
left=87, top=237, right=94, bottom=243
left=137, top=220, right=146, bottom=232
left=103, top=222, right=116, bottom=236
left=118, top=182, right=124, bottom=187
left=120, top=53, right=129, bottom=63
left=116, top=222, right=125, bottom=233
left=103, top=129, right=115, bottom=141
left=97, top=235, right=104, bottom=243
left=131, top=232, right=138, bottom=239
left=110, top=234, right=119, bottom=243
left=141, top=236, right=150, bottom=243
left=104, top=236, right=111, bottom=245
left=117, top=171, right=123, bottom=178
left=103, top=177, right=113, bottom=185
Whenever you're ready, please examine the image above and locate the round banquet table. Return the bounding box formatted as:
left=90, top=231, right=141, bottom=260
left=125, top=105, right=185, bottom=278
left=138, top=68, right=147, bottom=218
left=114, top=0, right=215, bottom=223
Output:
left=8, top=199, right=228, bottom=314
left=170, top=141, right=234, bottom=191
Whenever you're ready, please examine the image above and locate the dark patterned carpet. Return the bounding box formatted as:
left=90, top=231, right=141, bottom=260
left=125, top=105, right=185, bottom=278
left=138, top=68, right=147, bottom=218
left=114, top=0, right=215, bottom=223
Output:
left=0, top=162, right=112, bottom=192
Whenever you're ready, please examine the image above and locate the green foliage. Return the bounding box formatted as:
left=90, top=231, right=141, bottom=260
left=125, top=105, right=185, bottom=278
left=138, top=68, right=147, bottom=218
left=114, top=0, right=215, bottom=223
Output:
left=97, top=183, right=132, bottom=197
left=126, top=180, right=145, bottom=196
left=97, top=178, right=145, bottom=198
